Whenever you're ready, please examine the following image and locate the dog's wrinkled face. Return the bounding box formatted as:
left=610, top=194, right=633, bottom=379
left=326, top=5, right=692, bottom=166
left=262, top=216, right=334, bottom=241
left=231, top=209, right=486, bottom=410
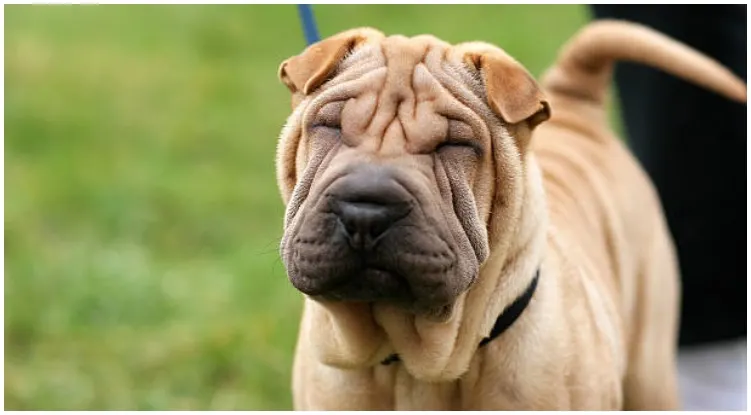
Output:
left=276, top=28, right=549, bottom=320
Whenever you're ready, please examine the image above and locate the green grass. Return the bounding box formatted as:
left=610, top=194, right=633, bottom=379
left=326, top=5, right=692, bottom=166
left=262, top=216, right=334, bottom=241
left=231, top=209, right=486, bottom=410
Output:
left=5, top=5, right=594, bottom=410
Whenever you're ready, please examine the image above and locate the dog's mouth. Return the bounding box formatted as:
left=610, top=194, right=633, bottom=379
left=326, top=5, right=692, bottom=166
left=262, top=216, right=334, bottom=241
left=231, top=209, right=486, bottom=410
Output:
left=305, top=267, right=414, bottom=303
left=305, top=268, right=455, bottom=322
left=297, top=264, right=457, bottom=321
left=285, top=212, right=473, bottom=321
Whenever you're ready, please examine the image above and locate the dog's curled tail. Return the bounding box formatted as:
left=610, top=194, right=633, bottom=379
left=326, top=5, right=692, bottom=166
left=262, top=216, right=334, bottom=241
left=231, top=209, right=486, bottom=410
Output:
left=542, top=19, right=747, bottom=105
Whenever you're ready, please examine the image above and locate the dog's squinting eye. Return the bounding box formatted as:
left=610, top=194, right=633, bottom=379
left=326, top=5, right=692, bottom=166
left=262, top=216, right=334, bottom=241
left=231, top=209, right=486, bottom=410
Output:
left=437, top=119, right=483, bottom=156
left=436, top=139, right=482, bottom=156
left=311, top=117, right=341, bottom=133
left=311, top=121, right=341, bottom=132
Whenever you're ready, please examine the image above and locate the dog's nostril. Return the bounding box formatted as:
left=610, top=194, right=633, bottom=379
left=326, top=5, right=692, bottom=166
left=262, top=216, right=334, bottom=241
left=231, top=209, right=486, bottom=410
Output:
left=326, top=165, right=414, bottom=250
left=336, top=201, right=411, bottom=249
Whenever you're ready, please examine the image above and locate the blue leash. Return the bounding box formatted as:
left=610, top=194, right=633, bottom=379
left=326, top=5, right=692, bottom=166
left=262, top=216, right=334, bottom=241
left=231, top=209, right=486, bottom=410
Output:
left=297, top=5, right=320, bottom=46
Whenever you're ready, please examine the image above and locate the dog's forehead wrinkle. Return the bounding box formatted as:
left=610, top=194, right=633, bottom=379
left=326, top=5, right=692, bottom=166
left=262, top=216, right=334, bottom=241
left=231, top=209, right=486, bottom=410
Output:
left=303, top=67, right=387, bottom=131
left=310, top=35, right=501, bottom=152
left=381, top=36, right=429, bottom=102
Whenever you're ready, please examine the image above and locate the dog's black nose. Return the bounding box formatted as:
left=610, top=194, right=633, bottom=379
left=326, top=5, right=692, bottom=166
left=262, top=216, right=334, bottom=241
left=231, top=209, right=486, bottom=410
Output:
left=329, top=167, right=412, bottom=250
left=336, top=200, right=409, bottom=248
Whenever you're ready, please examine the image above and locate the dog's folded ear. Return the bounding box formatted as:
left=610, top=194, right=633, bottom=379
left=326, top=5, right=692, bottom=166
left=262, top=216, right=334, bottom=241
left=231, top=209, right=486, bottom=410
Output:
left=278, top=28, right=384, bottom=100
left=462, top=46, right=551, bottom=129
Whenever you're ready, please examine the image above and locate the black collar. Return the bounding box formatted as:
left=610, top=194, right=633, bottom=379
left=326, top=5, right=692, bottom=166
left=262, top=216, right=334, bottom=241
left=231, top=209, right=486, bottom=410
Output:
left=381, top=268, right=540, bottom=366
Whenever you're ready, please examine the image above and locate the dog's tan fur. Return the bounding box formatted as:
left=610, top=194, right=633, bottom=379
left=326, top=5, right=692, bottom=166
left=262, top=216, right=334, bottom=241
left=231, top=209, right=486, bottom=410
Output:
left=275, top=20, right=747, bottom=410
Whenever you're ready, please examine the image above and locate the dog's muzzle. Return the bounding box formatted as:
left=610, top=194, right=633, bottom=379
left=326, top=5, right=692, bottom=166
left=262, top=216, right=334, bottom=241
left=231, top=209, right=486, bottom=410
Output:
left=329, top=167, right=413, bottom=253
left=283, top=164, right=465, bottom=315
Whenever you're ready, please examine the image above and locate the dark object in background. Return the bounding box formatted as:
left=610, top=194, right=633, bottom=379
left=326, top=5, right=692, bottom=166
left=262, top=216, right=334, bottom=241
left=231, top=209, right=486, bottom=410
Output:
left=590, top=5, right=747, bottom=347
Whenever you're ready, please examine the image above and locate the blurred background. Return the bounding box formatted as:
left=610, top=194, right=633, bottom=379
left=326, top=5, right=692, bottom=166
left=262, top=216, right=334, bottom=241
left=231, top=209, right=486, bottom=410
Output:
left=5, top=5, right=599, bottom=410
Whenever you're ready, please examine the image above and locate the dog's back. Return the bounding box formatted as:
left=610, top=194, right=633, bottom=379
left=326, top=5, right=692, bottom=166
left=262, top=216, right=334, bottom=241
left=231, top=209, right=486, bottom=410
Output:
left=531, top=20, right=746, bottom=409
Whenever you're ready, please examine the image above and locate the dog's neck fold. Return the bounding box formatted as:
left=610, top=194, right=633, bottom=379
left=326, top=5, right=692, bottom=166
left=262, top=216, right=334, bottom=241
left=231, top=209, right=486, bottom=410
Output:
left=306, top=154, right=548, bottom=382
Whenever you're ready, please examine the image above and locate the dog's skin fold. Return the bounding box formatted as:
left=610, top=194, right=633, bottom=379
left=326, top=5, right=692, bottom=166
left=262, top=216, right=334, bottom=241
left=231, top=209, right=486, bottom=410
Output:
left=274, top=20, right=747, bottom=410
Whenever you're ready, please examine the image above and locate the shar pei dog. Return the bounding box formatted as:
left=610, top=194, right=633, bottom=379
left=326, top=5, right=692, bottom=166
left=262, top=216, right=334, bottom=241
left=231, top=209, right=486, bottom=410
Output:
left=273, top=20, right=746, bottom=410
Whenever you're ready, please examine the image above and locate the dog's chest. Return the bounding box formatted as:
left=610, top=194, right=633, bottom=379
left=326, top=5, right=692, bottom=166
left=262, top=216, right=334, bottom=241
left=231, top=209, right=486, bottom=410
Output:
left=373, top=363, right=534, bottom=410
left=390, top=370, right=459, bottom=410
left=372, top=346, right=622, bottom=410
